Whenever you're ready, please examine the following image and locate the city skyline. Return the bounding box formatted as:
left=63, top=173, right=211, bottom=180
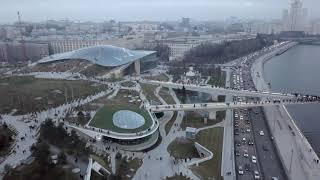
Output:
left=1, top=0, right=320, bottom=23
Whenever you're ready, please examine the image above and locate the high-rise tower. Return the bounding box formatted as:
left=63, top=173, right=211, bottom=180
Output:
left=283, top=0, right=307, bottom=32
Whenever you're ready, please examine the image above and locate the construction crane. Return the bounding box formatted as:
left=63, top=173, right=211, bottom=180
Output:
left=17, top=11, right=27, bottom=62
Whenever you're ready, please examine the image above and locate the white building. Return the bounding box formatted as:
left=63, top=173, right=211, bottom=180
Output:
left=282, top=0, right=308, bottom=32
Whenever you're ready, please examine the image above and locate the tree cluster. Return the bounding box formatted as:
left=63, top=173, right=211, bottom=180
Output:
left=183, top=36, right=273, bottom=64
left=40, top=119, right=89, bottom=156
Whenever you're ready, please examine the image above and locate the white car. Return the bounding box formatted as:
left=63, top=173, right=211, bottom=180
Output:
left=240, top=116, right=244, bottom=120
left=243, top=150, right=249, bottom=157
left=238, top=166, right=244, bottom=175
left=259, top=131, right=265, bottom=136
left=252, top=156, right=257, bottom=163
left=246, top=129, right=251, bottom=133
left=254, top=170, right=260, bottom=179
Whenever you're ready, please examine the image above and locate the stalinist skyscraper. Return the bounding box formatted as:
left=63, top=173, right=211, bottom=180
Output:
left=282, top=0, right=308, bottom=32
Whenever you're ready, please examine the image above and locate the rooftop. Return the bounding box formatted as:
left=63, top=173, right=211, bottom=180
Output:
left=37, top=45, right=156, bottom=67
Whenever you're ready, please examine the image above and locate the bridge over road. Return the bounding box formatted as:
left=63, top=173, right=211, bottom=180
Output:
left=142, top=80, right=295, bottom=99
left=149, top=100, right=320, bottom=112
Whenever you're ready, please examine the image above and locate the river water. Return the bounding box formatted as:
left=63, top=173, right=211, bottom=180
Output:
left=263, top=44, right=320, bottom=156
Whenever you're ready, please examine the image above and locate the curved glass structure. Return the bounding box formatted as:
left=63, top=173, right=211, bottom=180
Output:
left=38, top=45, right=156, bottom=67
left=112, top=110, right=145, bottom=129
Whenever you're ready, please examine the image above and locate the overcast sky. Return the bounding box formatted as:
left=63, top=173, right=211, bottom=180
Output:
left=0, top=0, right=319, bottom=23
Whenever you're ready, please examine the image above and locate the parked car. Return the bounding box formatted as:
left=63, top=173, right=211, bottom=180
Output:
left=252, top=156, right=257, bottom=163
left=243, top=150, right=249, bottom=157
left=254, top=170, right=260, bottom=179
left=259, top=131, right=265, bottom=136
left=238, top=166, right=244, bottom=175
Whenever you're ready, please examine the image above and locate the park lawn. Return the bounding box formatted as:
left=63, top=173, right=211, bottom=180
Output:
left=79, top=64, right=112, bottom=77
left=89, top=90, right=153, bottom=133
left=208, top=71, right=226, bottom=87
left=0, top=76, right=106, bottom=115
left=144, top=73, right=169, bottom=82
left=167, top=137, right=200, bottom=159
left=191, top=127, right=224, bottom=180
left=90, top=154, right=112, bottom=173
left=140, top=83, right=160, bottom=104
left=159, top=87, right=175, bottom=104
left=121, top=81, right=136, bottom=87
left=181, top=111, right=225, bottom=130
left=116, top=156, right=142, bottom=180
left=165, top=112, right=177, bottom=135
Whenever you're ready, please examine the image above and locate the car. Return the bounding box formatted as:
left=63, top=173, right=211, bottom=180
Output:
left=235, top=150, right=240, bottom=156
left=243, top=150, right=249, bottom=157
left=246, top=129, right=251, bottom=133
left=242, top=137, right=246, bottom=143
left=252, top=156, right=257, bottom=163
left=238, top=166, right=244, bottom=175
left=240, top=116, right=244, bottom=120
left=248, top=140, right=254, bottom=145
left=271, top=177, right=279, bottom=180
left=245, top=163, right=251, bottom=171
left=259, top=131, right=265, bottom=136
left=235, top=114, right=238, bottom=118
left=254, top=170, right=260, bottom=179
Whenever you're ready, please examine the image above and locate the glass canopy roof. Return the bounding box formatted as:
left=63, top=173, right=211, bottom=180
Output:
left=38, top=45, right=156, bottom=67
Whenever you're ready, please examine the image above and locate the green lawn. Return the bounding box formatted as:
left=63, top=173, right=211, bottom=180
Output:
left=159, top=87, right=175, bottom=104
left=208, top=71, right=226, bottom=87
left=89, top=90, right=153, bottom=133
left=167, top=137, right=200, bottom=159
left=116, top=156, right=142, bottom=180
left=144, top=74, right=169, bottom=81
left=140, top=83, right=160, bottom=104
left=90, top=154, right=112, bottom=173
left=121, top=81, right=136, bottom=87
left=165, top=112, right=177, bottom=135
left=181, top=111, right=224, bottom=130
left=0, top=76, right=106, bottom=114
left=191, top=127, right=224, bottom=180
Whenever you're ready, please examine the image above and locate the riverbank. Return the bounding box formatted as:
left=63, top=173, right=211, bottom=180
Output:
left=251, top=42, right=320, bottom=180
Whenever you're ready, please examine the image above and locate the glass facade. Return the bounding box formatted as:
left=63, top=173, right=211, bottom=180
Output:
left=38, top=45, right=156, bottom=67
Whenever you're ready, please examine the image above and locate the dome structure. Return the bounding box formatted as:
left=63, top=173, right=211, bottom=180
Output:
left=38, top=45, right=156, bottom=67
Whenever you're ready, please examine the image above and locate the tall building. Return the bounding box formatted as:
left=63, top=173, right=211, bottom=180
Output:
left=0, top=42, right=49, bottom=63
left=283, top=0, right=308, bottom=32
left=181, top=18, right=191, bottom=28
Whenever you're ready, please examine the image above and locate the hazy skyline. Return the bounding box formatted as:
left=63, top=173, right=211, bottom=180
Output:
left=0, top=0, right=320, bottom=23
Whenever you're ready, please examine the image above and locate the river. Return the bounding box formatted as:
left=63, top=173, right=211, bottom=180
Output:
left=263, top=44, right=320, bottom=156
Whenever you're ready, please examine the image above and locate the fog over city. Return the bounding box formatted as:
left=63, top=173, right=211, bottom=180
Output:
left=0, top=0, right=320, bottom=23
left=1, top=0, right=320, bottom=180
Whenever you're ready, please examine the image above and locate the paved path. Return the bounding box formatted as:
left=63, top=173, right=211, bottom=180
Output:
left=221, top=67, right=236, bottom=180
